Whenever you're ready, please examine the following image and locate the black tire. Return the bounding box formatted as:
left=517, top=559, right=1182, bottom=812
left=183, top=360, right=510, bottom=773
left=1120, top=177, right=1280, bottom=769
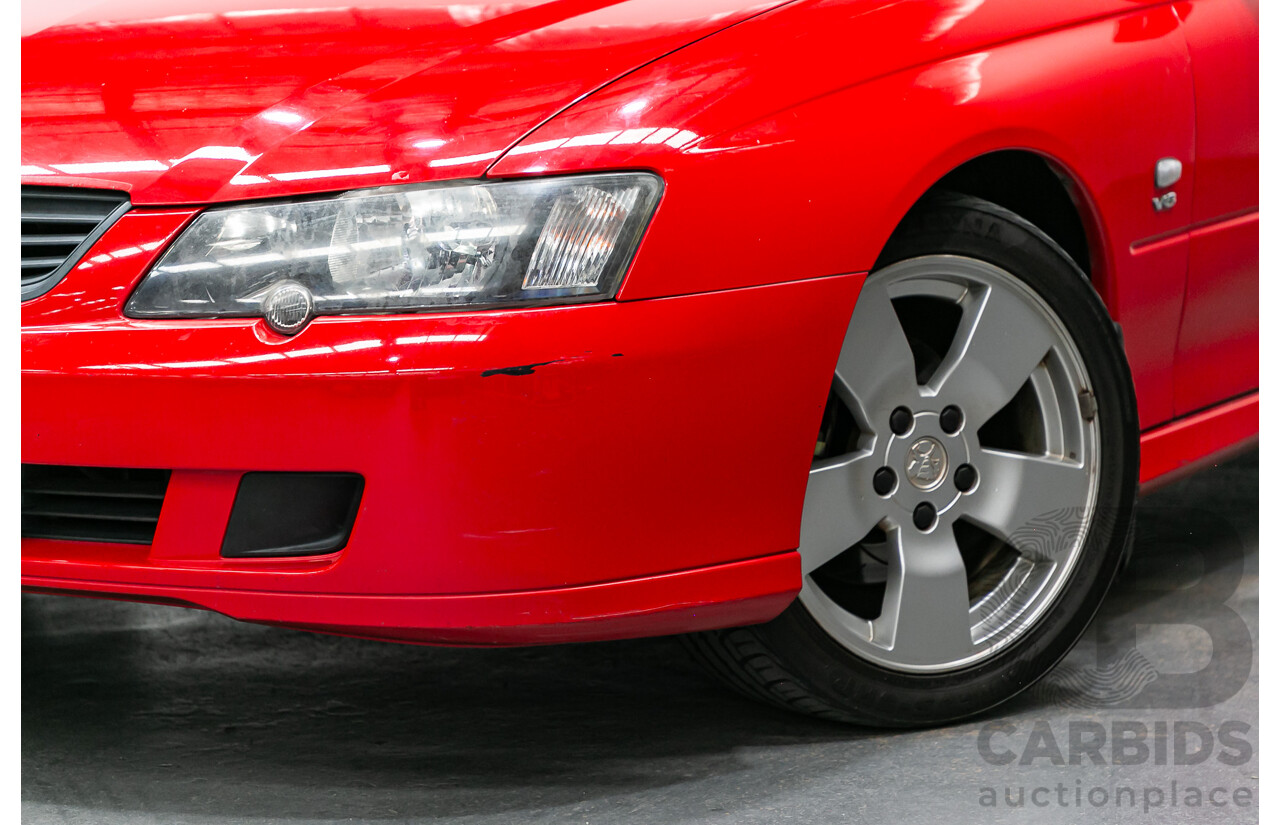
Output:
left=683, top=192, right=1139, bottom=727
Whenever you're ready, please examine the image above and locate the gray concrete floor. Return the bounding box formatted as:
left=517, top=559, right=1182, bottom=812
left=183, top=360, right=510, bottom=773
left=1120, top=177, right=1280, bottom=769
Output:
left=23, top=451, right=1258, bottom=824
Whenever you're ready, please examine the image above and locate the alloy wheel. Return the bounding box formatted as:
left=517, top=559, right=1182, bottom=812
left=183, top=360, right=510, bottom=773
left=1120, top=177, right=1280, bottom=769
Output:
left=798, top=254, right=1100, bottom=672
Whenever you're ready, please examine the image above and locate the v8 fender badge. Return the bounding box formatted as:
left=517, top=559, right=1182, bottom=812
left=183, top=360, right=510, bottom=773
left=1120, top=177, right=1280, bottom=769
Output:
left=1152, top=157, right=1180, bottom=212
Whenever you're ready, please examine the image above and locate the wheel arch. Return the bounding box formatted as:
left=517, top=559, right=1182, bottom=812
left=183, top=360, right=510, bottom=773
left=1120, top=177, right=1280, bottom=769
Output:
left=873, top=146, right=1114, bottom=315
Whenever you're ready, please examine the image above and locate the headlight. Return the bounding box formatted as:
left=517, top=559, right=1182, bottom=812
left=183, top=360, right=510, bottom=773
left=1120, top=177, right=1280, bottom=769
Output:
left=125, top=173, right=663, bottom=334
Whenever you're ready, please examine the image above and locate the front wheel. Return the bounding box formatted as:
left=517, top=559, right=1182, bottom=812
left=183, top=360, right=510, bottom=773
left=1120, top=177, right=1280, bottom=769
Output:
left=684, top=193, right=1138, bottom=726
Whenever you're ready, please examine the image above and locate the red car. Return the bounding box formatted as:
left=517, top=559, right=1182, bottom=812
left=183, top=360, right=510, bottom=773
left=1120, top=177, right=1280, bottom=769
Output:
left=21, top=0, right=1257, bottom=726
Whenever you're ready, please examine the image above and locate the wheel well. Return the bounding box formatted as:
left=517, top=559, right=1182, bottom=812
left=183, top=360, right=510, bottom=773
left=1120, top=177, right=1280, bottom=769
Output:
left=912, top=151, right=1094, bottom=277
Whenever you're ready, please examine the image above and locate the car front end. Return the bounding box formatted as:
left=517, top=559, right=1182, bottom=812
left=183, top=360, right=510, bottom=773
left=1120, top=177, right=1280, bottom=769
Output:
left=21, top=0, right=860, bottom=644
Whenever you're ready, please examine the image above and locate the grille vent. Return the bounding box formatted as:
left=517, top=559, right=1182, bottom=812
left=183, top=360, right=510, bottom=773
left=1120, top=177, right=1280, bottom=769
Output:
left=21, top=185, right=130, bottom=295
left=22, top=465, right=170, bottom=545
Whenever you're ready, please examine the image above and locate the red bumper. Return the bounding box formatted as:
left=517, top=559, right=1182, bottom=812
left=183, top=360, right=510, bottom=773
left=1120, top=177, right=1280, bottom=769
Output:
left=22, top=210, right=863, bottom=644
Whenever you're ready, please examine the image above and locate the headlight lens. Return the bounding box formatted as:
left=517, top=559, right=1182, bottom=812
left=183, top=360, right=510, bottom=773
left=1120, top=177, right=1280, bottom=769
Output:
left=125, top=173, right=663, bottom=332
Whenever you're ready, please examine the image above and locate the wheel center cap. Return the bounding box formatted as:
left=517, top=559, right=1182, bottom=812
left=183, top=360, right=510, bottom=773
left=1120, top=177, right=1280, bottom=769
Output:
left=904, top=436, right=947, bottom=491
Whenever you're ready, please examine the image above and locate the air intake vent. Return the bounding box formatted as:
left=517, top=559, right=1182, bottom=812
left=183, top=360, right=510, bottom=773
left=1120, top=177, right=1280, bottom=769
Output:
left=21, top=465, right=170, bottom=545
left=21, top=185, right=130, bottom=298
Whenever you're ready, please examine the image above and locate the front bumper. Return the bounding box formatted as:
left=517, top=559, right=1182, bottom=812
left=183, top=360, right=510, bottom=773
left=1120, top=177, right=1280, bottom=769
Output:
left=22, top=209, right=863, bottom=644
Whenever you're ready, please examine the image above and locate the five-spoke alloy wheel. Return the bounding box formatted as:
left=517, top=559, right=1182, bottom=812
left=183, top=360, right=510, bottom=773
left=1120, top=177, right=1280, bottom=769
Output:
left=799, top=255, right=1098, bottom=672
left=685, top=193, right=1139, bottom=726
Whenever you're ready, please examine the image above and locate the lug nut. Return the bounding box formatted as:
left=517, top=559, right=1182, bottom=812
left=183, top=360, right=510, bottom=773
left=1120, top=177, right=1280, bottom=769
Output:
left=954, top=463, right=977, bottom=493
left=873, top=467, right=896, bottom=496
left=913, top=502, right=937, bottom=531
left=890, top=406, right=914, bottom=436
left=940, top=405, right=963, bottom=434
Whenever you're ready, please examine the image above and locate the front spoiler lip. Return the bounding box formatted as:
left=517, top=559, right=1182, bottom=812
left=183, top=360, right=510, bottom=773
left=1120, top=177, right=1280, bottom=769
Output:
left=22, top=551, right=800, bottom=646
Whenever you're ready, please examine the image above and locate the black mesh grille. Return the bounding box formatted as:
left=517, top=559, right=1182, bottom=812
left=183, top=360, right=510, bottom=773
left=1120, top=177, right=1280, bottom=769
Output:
left=21, top=465, right=171, bottom=545
left=21, top=185, right=130, bottom=289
